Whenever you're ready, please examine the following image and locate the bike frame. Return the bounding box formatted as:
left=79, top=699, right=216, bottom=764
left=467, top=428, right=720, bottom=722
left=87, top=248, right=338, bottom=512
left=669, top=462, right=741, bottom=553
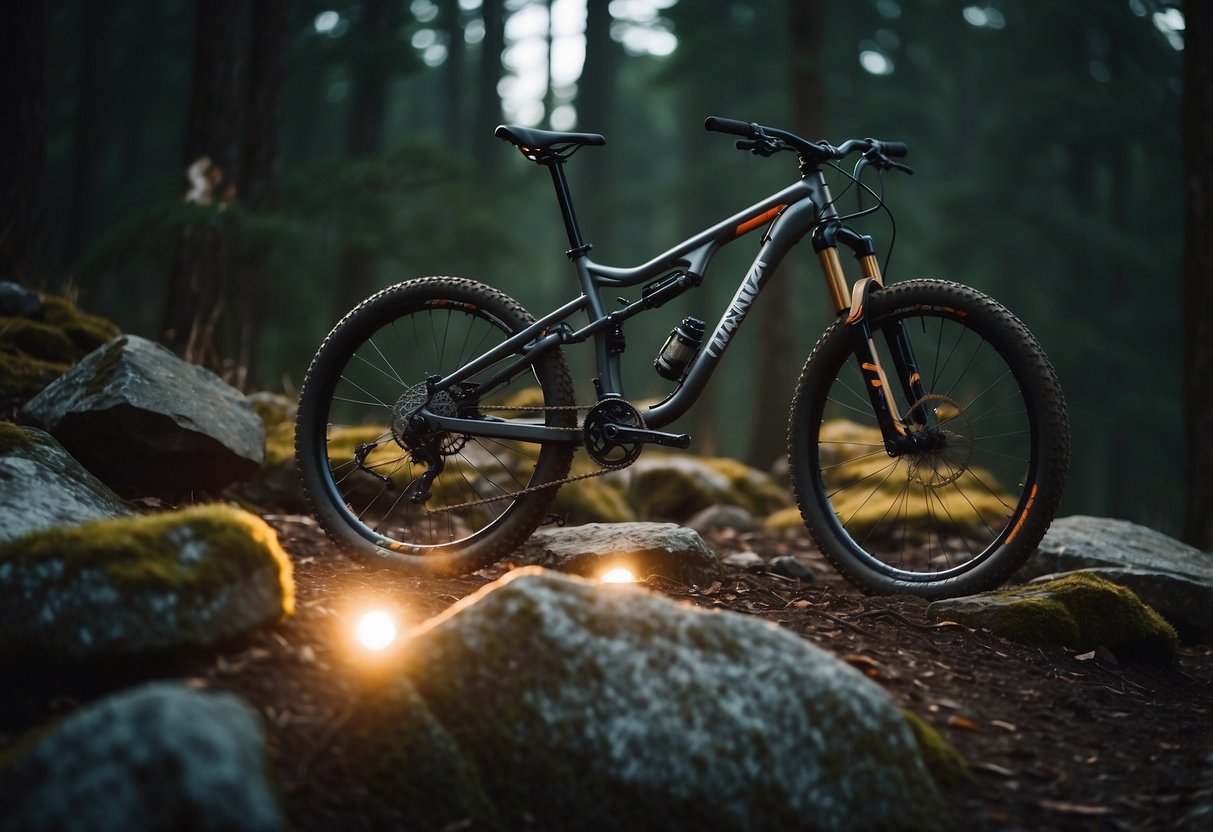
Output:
left=421, top=161, right=886, bottom=444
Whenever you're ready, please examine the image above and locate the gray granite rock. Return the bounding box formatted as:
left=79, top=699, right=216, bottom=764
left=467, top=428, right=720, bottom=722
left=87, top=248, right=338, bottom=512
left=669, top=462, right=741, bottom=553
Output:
left=22, top=335, right=265, bottom=496
left=686, top=503, right=760, bottom=534
left=0, top=280, right=44, bottom=318
left=722, top=550, right=765, bottom=571
left=1017, top=516, right=1213, bottom=643
left=0, top=424, right=134, bottom=544
left=0, top=683, right=282, bottom=832
left=521, top=521, right=722, bottom=586
left=395, top=568, right=944, bottom=831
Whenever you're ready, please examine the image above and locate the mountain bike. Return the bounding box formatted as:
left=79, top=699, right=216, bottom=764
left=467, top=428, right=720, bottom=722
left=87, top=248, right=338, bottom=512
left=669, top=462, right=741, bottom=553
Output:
left=295, top=116, right=1070, bottom=599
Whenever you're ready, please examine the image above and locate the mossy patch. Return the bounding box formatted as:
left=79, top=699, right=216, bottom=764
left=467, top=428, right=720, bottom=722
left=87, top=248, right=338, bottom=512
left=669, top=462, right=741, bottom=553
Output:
left=0, top=293, right=120, bottom=403
left=627, top=454, right=789, bottom=522
left=0, top=420, right=35, bottom=454
left=550, top=477, right=636, bottom=524
left=818, top=419, right=1014, bottom=538
left=764, top=505, right=806, bottom=530
left=933, top=573, right=1178, bottom=662
left=902, top=710, right=971, bottom=790
left=0, top=504, right=295, bottom=618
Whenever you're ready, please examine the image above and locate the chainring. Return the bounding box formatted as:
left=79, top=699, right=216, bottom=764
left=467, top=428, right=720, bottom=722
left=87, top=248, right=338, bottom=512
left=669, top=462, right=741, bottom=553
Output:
left=583, top=398, right=645, bottom=468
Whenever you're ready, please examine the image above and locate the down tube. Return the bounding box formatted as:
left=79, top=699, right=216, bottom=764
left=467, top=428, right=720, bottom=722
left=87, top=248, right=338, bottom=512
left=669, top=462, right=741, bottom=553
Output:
left=643, top=200, right=816, bottom=430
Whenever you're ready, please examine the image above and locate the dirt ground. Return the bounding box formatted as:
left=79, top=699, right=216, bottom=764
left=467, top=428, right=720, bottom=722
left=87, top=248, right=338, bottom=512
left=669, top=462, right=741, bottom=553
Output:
left=4, top=514, right=1212, bottom=831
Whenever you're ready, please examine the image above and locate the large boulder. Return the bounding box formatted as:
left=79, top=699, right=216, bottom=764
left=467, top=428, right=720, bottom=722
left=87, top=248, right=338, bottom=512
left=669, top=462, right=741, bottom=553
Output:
left=0, top=505, right=294, bottom=659
left=383, top=568, right=944, bottom=831
left=520, top=521, right=723, bottom=586
left=228, top=392, right=305, bottom=509
left=0, top=422, right=134, bottom=544
left=1017, top=516, right=1213, bottom=643
left=0, top=683, right=282, bottom=832
left=927, top=572, right=1178, bottom=661
left=22, top=335, right=264, bottom=496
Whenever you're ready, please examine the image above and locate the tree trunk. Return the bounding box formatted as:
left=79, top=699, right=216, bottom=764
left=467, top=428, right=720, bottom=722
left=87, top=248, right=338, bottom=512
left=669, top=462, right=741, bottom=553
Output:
left=66, top=0, right=115, bottom=264
left=0, top=0, right=47, bottom=284
left=1183, top=0, right=1213, bottom=550
left=475, top=0, right=505, bottom=176
left=745, top=0, right=826, bottom=470
left=161, top=0, right=248, bottom=370
left=573, top=0, right=618, bottom=251
left=337, top=0, right=401, bottom=314
left=235, top=0, right=289, bottom=389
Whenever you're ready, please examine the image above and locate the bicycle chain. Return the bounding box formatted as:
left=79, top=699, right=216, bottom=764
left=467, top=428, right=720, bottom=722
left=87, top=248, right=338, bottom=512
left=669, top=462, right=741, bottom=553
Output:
left=420, top=403, right=633, bottom=515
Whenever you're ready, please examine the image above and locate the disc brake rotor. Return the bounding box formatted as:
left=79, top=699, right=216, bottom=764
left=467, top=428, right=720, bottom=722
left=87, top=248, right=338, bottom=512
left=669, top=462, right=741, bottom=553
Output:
left=904, top=393, right=975, bottom=488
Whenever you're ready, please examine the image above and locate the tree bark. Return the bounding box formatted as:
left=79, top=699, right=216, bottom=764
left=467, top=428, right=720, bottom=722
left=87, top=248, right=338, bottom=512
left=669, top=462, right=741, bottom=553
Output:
left=0, top=0, right=47, bottom=284
left=745, top=0, right=827, bottom=469
left=161, top=0, right=248, bottom=370
left=1183, top=0, right=1213, bottom=550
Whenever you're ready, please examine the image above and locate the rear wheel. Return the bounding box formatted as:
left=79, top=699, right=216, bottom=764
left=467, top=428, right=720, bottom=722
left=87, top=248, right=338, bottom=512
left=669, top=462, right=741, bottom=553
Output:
left=788, top=279, right=1070, bottom=598
left=296, top=277, right=576, bottom=574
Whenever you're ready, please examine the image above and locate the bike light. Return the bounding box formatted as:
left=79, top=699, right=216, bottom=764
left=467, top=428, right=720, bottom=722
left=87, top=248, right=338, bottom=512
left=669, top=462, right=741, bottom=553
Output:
left=600, top=567, right=635, bottom=584
left=356, top=610, right=397, bottom=650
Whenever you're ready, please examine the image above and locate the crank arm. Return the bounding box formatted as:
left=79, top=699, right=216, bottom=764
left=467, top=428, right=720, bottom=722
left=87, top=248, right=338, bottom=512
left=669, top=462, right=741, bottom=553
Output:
left=602, top=423, right=691, bottom=449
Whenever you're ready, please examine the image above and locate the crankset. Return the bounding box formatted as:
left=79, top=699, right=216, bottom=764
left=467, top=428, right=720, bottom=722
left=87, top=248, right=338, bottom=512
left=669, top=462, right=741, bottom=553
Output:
left=583, top=398, right=690, bottom=468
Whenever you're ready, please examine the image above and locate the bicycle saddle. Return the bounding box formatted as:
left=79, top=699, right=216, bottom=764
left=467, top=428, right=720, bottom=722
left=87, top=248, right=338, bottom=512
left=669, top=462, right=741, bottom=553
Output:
left=495, top=124, right=606, bottom=152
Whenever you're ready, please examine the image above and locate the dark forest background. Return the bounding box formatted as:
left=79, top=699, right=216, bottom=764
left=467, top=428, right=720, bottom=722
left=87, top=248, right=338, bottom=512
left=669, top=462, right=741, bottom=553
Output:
left=0, top=0, right=1196, bottom=536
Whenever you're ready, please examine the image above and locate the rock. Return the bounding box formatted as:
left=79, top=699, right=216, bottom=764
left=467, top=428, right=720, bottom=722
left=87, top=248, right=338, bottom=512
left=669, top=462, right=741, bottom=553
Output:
left=0, top=682, right=282, bottom=832
left=521, top=521, right=722, bottom=586
left=228, top=392, right=305, bottom=509
left=550, top=475, right=638, bottom=524
left=1183, top=750, right=1213, bottom=830
left=391, top=568, right=945, bottom=831
left=608, top=453, right=789, bottom=522
left=927, top=572, right=1178, bottom=662
left=1017, top=516, right=1213, bottom=644
left=22, top=335, right=265, bottom=496
left=722, top=551, right=765, bottom=571
left=764, top=504, right=807, bottom=530
left=686, top=503, right=759, bottom=534
left=770, top=554, right=816, bottom=582
left=1029, top=567, right=1213, bottom=644
left=0, top=505, right=294, bottom=659
left=0, top=423, right=135, bottom=544
left=0, top=281, right=44, bottom=317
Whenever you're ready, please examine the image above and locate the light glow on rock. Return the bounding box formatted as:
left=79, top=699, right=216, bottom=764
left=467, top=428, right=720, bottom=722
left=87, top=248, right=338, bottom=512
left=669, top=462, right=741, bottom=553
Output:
left=600, top=567, right=636, bottom=584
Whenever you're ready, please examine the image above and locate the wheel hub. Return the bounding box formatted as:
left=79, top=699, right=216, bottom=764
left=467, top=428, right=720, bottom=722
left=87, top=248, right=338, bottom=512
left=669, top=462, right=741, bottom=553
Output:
left=898, top=393, right=975, bottom=488
left=391, top=382, right=467, bottom=456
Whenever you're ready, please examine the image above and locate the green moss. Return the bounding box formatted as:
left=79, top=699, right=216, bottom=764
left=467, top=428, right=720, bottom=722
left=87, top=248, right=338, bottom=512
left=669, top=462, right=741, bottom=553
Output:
left=0, top=420, right=35, bottom=454
left=764, top=505, right=805, bottom=530
left=983, top=573, right=1178, bottom=660
left=0, top=352, right=71, bottom=399
left=0, top=504, right=295, bottom=617
left=818, top=419, right=1014, bottom=539
left=551, top=478, right=637, bottom=524
left=0, top=316, right=82, bottom=363
left=702, top=457, right=790, bottom=516
left=902, top=710, right=971, bottom=790
left=39, top=294, right=121, bottom=353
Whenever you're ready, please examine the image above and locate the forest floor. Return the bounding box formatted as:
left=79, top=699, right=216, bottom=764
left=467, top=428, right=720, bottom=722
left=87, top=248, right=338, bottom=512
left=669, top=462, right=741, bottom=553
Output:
left=4, top=514, right=1213, bottom=831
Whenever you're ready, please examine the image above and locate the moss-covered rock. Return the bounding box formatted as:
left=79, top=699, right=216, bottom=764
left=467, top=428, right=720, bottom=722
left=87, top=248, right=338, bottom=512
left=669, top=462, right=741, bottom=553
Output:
left=764, top=505, right=806, bottom=530
left=902, top=710, right=972, bottom=790
left=0, top=292, right=121, bottom=406
left=0, top=505, right=294, bottom=659
left=613, top=453, right=791, bottom=522
left=392, top=568, right=945, bottom=831
left=927, top=572, right=1179, bottom=662
left=228, top=392, right=305, bottom=509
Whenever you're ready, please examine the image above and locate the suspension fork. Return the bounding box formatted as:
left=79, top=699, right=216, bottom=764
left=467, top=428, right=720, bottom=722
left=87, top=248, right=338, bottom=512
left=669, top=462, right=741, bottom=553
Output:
left=815, top=224, right=930, bottom=450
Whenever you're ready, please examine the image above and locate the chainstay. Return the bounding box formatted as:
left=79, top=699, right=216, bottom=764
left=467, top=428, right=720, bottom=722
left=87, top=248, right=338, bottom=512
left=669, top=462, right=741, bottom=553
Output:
left=422, top=402, right=631, bottom=515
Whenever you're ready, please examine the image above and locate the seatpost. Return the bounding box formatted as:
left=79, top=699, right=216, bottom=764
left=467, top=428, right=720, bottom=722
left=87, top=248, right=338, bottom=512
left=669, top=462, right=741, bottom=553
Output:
left=546, top=162, right=592, bottom=258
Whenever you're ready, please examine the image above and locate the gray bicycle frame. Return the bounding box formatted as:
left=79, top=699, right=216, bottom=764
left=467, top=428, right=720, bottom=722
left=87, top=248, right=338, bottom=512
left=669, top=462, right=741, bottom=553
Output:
left=422, top=172, right=838, bottom=443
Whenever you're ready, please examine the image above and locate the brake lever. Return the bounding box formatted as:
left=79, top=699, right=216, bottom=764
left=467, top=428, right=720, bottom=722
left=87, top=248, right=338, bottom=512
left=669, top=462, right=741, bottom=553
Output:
left=867, top=151, right=914, bottom=176
left=735, top=138, right=778, bottom=157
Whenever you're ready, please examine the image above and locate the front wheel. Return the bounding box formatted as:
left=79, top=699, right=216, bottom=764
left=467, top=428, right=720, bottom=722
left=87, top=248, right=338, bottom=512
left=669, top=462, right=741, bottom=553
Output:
left=788, top=280, right=1070, bottom=599
left=295, top=277, right=576, bottom=575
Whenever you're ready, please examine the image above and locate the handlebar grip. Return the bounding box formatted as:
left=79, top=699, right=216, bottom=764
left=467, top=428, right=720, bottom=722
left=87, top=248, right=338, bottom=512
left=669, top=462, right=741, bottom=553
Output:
left=879, top=141, right=909, bottom=158
left=705, top=116, right=755, bottom=138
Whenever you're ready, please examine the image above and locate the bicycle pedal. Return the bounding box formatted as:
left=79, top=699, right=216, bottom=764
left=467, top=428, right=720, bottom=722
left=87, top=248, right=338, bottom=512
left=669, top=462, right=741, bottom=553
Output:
left=601, top=422, right=691, bottom=449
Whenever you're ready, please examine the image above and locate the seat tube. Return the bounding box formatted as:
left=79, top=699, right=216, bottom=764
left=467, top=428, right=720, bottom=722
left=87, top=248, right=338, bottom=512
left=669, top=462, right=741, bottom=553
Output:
left=547, top=163, right=591, bottom=256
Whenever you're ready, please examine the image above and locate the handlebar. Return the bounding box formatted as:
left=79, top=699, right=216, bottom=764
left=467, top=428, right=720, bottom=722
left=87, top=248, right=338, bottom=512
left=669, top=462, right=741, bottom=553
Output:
left=705, top=115, right=910, bottom=168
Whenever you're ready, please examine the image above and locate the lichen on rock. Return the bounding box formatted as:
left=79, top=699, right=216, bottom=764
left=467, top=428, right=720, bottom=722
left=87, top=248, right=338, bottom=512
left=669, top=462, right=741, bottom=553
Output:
left=0, top=505, right=294, bottom=659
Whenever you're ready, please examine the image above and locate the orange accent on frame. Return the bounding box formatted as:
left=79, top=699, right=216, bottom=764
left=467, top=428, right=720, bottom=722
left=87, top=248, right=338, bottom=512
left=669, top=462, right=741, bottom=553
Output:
left=1004, top=484, right=1038, bottom=543
left=735, top=204, right=786, bottom=236
left=909, top=372, right=921, bottom=385
left=862, top=362, right=880, bottom=372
